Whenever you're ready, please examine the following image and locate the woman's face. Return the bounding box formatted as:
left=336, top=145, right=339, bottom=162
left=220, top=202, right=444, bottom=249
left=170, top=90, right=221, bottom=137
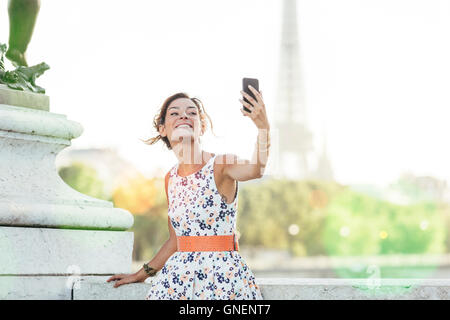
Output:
left=160, top=98, right=204, bottom=144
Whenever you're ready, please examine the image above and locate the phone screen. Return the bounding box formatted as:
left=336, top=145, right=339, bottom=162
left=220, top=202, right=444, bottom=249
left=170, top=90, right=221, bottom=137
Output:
left=242, top=78, right=259, bottom=112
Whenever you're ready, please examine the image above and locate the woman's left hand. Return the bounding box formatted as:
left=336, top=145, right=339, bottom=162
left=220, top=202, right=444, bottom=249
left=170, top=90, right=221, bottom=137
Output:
left=239, top=85, right=270, bottom=130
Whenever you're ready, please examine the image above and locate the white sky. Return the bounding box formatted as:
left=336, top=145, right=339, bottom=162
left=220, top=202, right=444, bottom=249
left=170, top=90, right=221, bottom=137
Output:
left=1, top=0, right=450, bottom=186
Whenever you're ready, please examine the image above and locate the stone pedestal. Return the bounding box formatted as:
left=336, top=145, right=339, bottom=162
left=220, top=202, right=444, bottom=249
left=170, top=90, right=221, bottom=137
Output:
left=0, top=91, right=134, bottom=299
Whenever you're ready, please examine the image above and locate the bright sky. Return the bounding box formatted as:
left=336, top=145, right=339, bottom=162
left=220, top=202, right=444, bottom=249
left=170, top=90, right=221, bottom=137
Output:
left=1, top=0, right=449, bottom=186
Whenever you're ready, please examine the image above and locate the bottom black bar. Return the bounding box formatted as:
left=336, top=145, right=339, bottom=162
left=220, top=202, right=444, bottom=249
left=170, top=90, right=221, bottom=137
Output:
left=1, top=300, right=447, bottom=319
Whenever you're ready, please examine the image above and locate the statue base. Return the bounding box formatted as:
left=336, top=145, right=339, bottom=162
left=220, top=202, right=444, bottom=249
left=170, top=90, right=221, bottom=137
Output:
left=0, top=96, right=135, bottom=299
left=0, top=84, right=49, bottom=111
left=0, top=226, right=133, bottom=299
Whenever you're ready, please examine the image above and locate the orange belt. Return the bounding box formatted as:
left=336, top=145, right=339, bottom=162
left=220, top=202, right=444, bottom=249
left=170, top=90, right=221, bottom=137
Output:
left=177, top=234, right=239, bottom=252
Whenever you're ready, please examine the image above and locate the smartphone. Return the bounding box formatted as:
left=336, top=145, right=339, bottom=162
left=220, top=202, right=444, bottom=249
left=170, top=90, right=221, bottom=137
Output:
left=242, top=77, right=259, bottom=113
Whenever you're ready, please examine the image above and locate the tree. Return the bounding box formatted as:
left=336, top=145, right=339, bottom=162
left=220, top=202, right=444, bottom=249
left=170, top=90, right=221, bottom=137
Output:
left=58, top=161, right=107, bottom=200
left=238, top=178, right=343, bottom=256
left=112, top=175, right=159, bottom=215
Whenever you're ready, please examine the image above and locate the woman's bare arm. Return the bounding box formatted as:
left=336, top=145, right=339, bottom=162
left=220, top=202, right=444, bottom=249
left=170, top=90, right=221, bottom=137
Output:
left=133, top=171, right=177, bottom=280
left=133, top=217, right=177, bottom=282
left=222, top=128, right=271, bottom=182
left=224, top=85, right=270, bottom=181
left=107, top=171, right=178, bottom=287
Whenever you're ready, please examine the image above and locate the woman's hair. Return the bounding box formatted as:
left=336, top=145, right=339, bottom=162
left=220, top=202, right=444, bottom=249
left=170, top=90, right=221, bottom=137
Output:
left=141, top=92, right=215, bottom=150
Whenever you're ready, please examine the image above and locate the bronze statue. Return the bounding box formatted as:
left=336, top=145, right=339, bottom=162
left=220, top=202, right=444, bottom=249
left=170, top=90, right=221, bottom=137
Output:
left=6, top=0, right=41, bottom=67
left=0, top=0, right=48, bottom=94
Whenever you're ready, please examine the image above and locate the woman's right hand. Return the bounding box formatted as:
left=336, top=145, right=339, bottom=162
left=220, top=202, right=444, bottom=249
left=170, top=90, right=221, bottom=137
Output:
left=106, top=273, right=143, bottom=288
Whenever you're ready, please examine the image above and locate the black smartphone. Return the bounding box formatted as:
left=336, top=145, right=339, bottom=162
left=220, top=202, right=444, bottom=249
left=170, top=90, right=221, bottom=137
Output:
left=242, top=77, right=259, bottom=113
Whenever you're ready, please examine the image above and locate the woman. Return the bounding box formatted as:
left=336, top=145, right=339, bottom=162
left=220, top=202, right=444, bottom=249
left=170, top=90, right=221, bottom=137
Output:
left=107, top=85, right=271, bottom=300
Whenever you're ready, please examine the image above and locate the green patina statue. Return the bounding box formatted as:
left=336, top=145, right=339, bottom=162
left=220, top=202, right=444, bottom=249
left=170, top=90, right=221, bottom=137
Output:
left=0, top=0, right=49, bottom=94
left=1, top=43, right=49, bottom=93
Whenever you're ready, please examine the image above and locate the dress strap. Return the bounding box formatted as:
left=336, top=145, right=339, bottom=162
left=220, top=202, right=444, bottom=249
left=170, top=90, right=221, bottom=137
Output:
left=169, top=164, right=177, bottom=177
left=209, top=153, right=217, bottom=167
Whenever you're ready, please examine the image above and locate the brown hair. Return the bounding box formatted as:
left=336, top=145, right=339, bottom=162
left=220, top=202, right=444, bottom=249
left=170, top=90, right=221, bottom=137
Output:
left=141, top=92, right=215, bottom=150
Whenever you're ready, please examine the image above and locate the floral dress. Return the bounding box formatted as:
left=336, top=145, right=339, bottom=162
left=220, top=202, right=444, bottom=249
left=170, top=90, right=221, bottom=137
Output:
left=145, top=153, right=263, bottom=300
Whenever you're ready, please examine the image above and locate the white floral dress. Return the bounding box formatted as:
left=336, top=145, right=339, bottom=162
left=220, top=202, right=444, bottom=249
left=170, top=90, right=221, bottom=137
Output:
left=145, top=153, right=263, bottom=300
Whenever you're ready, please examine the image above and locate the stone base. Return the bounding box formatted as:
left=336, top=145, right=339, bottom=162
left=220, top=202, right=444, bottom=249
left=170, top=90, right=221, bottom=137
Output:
left=0, top=94, right=135, bottom=300
left=0, top=276, right=111, bottom=300
left=0, top=104, right=133, bottom=231
left=0, top=276, right=74, bottom=300
left=0, top=84, right=49, bottom=111
left=0, top=226, right=134, bottom=275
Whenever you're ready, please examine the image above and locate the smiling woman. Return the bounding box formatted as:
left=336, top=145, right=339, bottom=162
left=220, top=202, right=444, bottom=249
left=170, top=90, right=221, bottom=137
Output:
left=107, top=89, right=270, bottom=300
left=141, top=92, right=215, bottom=150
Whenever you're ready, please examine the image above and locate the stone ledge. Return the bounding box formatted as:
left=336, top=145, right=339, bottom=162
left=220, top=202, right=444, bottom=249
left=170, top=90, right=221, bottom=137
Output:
left=0, top=227, right=134, bottom=274
left=0, top=103, right=81, bottom=140
left=73, top=276, right=149, bottom=300
left=73, top=277, right=450, bottom=300
left=0, top=276, right=74, bottom=300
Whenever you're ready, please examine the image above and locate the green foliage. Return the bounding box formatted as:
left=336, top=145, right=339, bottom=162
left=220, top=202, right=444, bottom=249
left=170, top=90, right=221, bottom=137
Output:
left=442, top=203, right=450, bottom=252
left=58, top=162, right=108, bottom=200
left=131, top=214, right=169, bottom=261
left=124, top=178, right=170, bottom=261
left=237, top=178, right=448, bottom=262
left=322, top=189, right=447, bottom=257
left=237, top=179, right=343, bottom=256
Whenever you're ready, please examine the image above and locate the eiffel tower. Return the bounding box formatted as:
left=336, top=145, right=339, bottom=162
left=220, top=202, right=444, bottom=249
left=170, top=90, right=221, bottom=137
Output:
left=274, top=0, right=314, bottom=179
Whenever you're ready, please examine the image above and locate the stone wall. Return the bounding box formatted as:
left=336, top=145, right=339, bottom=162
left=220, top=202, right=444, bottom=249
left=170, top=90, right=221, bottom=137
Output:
left=69, top=278, right=450, bottom=300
